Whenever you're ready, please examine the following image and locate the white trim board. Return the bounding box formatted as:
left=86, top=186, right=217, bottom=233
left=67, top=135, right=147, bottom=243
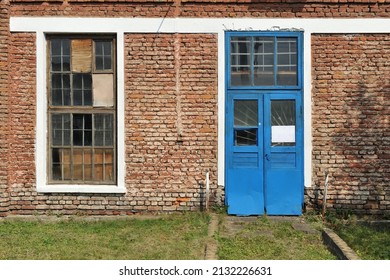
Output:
left=10, top=17, right=390, bottom=191
left=10, top=17, right=390, bottom=34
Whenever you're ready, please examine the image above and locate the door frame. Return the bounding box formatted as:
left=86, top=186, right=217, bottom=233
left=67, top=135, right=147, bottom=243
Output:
left=225, top=31, right=304, bottom=215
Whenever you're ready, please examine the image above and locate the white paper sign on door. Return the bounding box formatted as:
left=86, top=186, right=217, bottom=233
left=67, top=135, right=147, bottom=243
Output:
left=272, top=125, right=295, bottom=143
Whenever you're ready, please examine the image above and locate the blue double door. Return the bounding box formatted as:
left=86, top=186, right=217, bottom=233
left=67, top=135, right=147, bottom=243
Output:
left=226, top=92, right=304, bottom=215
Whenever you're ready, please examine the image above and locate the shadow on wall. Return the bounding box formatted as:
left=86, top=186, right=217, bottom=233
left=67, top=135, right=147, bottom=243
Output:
left=308, top=34, right=390, bottom=215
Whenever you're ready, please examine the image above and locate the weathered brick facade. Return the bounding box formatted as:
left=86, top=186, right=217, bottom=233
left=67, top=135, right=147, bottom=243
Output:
left=0, top=0, right=9, bottom=217
left=0, top=0, right=389, bottom=216
left=309, top=34, right=390, bottom=215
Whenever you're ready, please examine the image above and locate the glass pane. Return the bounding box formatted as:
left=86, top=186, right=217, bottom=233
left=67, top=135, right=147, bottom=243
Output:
left=235, top=129, right=257, bottom=146
left=73, top=114, right=92, bottom=146
left=254, top=37, right=275, bottom=86
left=51, top=39, right=62, bottom=56
left=277, top=38, right=297, bottom=86
left=51, top=74, right=71, bottom=106
left=51, top=39, right=70, bottom=72
left=94, top=114, right=114, bottom=147
left=230, top=37, right=251, bottom=86
left=63, top=55, right=71, bottom=72
left=73, top=73, right=92, bottom=106
left=95, top=41, right=112, bottom=71
left=51, top=114, right=71, bottom=146
left=51, top=56, right=62, bottom=72
left=234, top=100, right=258, bottom=127
left=104, top=57, right=112, bottom=70
left=271, top=100, right=296, bottom=146
left=52, top=114, right=63, bottom=146
left=51, top=148, right=61, bottom=180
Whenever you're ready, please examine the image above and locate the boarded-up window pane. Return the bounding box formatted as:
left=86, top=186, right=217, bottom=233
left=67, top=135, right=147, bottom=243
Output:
left=93, top=74, right=114, bottom=107
left=72, top=39, right=92, bottom=73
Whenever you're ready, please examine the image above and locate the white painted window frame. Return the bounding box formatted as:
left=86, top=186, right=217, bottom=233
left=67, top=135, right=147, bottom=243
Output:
left=10, top=17, right=390, bottom=192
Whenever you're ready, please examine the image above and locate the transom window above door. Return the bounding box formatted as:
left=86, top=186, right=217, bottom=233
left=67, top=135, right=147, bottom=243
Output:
left=228, top=33, right=302, bottom=88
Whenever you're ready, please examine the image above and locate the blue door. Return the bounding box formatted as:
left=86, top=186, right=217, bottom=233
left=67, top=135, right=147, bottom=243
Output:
left=263, top=94, right=304, bottom=215
left=225, top=32, right=304, bottom=215
left=226, top=94, right=265, bottom=215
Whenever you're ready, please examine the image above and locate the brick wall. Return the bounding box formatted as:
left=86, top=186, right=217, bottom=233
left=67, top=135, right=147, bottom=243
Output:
left=3, top=0, right=390, bottom=216
left=9, top=0, right=390, bottom=18
left=6, top=31, right=218, bottom=215
left=10, top=0, right=176, bottom=17
left=310, top=34, right=390, bottom=215
left=181, top=1, right=390, bottom=18
left=125, top=33, right=218, bottom=212
left=8, top=32, right=37, bottom=214
left=0, top=0, right=9, bottom=217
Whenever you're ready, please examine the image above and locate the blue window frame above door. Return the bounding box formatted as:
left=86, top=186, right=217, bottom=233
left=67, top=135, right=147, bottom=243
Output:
left=226, top=32, right=303, bottom=90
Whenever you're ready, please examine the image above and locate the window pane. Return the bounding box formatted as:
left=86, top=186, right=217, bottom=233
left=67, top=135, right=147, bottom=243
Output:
left=51, top=74, right=71, bottom=106
left=94, top=114, right=114, bottom=147
left=73, top=73, right=92, bottom=106
left=230, top=37, right=251, bottom=86
left=95, top=56, right=103, bottom=70
left=52, top=148, right=62, bottom=180
left=51, top=39, right=62, bottom=56
left=271, top=100, right=296, bottom=146
left=235, top=129, right=257, bottom=146
left=51, top=114, right=71, bottom=146
left=51, top=39, right=70, bottom=72
left=73, top=114, right=92, bottom=146
left=234, top=100, right=258, bottom=127
left=51, top=56, right=62, bottom=72
left=254, top=37, right=275, bottom=86
left=95, top=41, right=112, bottom=71
left=277, top=38, right=298, bottom=86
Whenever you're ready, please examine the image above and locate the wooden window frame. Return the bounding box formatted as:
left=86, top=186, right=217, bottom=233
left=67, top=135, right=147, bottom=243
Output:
left=47, top=34, right=117, bottom=185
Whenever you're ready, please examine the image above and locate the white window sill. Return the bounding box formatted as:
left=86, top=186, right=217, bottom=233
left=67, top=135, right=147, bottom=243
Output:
left=37, top=185, right=127, bottom=194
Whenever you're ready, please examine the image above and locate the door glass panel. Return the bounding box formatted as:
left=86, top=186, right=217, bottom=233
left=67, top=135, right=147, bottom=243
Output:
left=254, top=37, right=274, bottom=86
left=235, top=129, right=257, bottom=146
left=277, top=38, right=298, bottom=86
left=234, top=100, right=258, bottom=146
left=271, top=100, right=295, bottom=146
left=230, top=37, right=251, bottom=86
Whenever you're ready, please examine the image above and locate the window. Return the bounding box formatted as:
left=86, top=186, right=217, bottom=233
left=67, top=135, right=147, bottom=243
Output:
left=229, top=35, right=299, bottom=87
left=48, top=36, right=116, bottom=184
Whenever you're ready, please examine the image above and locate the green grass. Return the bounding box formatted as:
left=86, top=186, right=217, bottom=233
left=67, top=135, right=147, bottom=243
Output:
left=0, top=213, right=210, bottom=260
left=331, top=221, right=390, bottom=260
left=0, top=212, right=340, bottom=260
left=216, top=216, right=336, bottom=260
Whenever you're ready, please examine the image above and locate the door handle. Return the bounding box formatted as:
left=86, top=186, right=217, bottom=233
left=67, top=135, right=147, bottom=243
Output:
left=265, top=154, right=270, bottom=161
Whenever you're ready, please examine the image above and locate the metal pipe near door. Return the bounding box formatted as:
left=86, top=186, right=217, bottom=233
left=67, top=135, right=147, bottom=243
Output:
left=206, top=170, right=210, bottom=211
left=322, top=171, right=329, bottom=217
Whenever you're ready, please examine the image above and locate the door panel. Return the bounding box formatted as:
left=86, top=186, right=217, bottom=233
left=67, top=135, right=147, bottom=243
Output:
left=264, top=94, right=303, bottom=215
left=226, top=94, right=264, bottom=215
